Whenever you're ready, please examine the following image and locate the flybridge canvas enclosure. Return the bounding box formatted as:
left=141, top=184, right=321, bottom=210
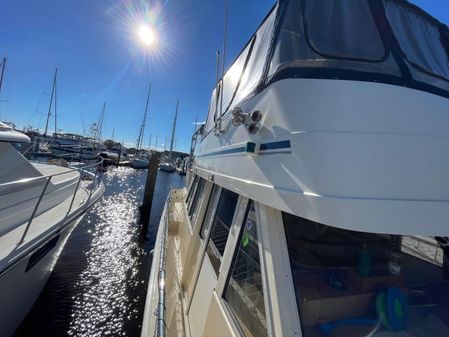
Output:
left=204, top=5, right=278, bottom=133
left=269, top=0, right=449, bottom=93
left=203, top=0, right=449, bottom=135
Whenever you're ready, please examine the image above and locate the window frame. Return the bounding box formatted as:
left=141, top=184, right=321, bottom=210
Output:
left=302, top=0, right=389, bottom=63
left=186, top=175, right=199, bottom=209
left=188, top=177, right=206, bottom=224
left=204, top=187, right=241, bottom=276
left=384, top=0, right=449, bottom=83
left=199, top=184, right=222, bottom=241
left=221, top=200, right=269, bottom=337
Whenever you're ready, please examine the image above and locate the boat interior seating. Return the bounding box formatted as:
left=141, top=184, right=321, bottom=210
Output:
left=283, top=213, right=449, bottom=337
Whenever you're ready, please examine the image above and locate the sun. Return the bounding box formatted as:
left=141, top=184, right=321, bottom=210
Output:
left=137, top=24, right=156, bottom=47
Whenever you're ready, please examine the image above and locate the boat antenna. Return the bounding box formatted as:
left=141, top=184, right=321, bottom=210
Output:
left=218, top=0, right=229, bottom=127
left=169, top=99, right=179, bottom=159
left=111, top=128, right=115, bottom=140
left=137, top=83, right=152, bottom=150
left=0, top=57, right=6, bottom=98
left=148, top=133, right=152, bottom=149
left=43, top=68, right=57, bottom=137
left=155, top=134, right=158, bottom=151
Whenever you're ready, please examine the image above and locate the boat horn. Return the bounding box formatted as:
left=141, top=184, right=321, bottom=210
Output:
left=231, top=107, right=262, bottom=134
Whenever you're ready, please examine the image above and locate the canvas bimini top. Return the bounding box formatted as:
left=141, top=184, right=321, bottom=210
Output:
left=203, top=0, right=449, bottom=134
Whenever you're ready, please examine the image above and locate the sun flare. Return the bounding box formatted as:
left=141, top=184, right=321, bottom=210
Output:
left=137, top=24, right=156, bottom=47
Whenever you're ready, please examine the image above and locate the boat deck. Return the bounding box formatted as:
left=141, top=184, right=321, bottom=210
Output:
left=0, top=178, right=95, bottom=273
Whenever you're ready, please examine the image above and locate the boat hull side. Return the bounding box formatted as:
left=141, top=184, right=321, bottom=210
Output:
left=0, top=216, right=82, bottom=337
left=194, top=78, right=449, bottom=234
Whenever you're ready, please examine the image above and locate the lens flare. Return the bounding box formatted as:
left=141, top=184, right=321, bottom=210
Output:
left=137, top=24, right=156, bottom=46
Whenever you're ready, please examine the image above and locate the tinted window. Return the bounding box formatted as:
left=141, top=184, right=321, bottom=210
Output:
left=200, top=185, right=221, bottom=239
left=186, top=175, right=199, bottom=208
left=305, top=0, right=385, bottom=61
left=385, top=0, right=449, bottom=80
left=188, top=177, right=206, bottom=224
left=205, top=188, right=239, bottom=275
left=282, top=212, right=449, bottom=337
left=224, top=201, right=268, bottom=337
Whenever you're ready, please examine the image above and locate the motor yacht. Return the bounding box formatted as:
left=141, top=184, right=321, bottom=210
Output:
left=0, top=122, right=105, bottom=336
left=142, top=1, right=449, bottom=337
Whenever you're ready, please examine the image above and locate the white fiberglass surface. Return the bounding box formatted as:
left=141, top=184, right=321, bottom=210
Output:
left=283, top=212, right=449, bottom=337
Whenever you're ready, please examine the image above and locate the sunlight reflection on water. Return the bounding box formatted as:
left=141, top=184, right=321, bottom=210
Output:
left=68, top=168, right=147, bottom=336
left=16, top=166, right=185, bottom=337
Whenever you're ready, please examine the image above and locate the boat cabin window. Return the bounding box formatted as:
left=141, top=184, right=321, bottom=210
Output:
left=188, top=177, right=206, bottom=225
left=205, top=188, right=239, bottom=275
left=385, top=0, right=449, bottom=80
left=186, top=175, right=199, bottom=207
left=283, top=212, right=449, bottom=337
left=304, top=0, right=386, bottom=61
left=224, top=201, right=268, bottom=337
left=200, top=185, right=221, bottom=239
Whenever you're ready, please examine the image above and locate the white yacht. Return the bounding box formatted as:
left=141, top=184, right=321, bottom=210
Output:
left=0, top=122, right=105, bottom=336
left=130, top=153, right=151, bottom=169
left=141, top=1, right=449, bottom=337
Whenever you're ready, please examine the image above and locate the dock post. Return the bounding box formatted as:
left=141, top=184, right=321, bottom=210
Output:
left=139, top=151, right=159, bottom=229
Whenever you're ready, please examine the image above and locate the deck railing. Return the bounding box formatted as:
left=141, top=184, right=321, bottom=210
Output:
left=153, top=188, right=171, bottom=337
left=0, top=155, right=104, bottom=246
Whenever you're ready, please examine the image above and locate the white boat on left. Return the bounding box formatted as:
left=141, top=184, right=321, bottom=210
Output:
left=0, top=122, right=105, bottom=337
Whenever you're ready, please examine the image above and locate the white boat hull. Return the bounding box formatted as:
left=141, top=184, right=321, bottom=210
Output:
left=195, top=79, right=449, bottom=235
left=159, top=163, right=175, bottom=172
left=0, top=216, right=82, bottom=337
left=130, top=159, right=149, bottom=169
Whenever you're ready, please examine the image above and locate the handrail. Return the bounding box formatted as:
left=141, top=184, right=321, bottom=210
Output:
left=0, top=155, right=104, bottom=189
left=0, top=154, right=105, bottom=246
left=153, top=188, right=171, bottom=337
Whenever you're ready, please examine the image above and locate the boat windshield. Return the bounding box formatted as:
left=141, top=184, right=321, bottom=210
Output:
left=270, top=0, right=449, bottom=96
left=283, top=212, right=449, bottom=337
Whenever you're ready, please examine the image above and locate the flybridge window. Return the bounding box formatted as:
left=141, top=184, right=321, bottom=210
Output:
left=205, top=188, right=239, bottom=275
left=282, top=212, right=449, bottom=337
left=224, top=201, right=267, bottom=337
left=385, top=0, right=449, bottom=80
left=304, top=0, right=386, bottom=61
left=219, top=41, right=252, bottom=117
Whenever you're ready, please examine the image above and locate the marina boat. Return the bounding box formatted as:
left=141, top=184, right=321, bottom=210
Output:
left=158, top=100, right=179, bottom=173
left=130, top=154, right=150, bottom=169
left=141, top=1, right=449, bottom=337
left=0, top=122, right=105, bottom=336
left=130, top=83, right=152, bottom=170
left=159, top=161, right=176, bottom=173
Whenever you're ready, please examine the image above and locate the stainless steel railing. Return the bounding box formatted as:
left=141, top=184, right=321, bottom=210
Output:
left=0, top=155, right=104, bottom=246
left=153, top=188, right=172, bottom=337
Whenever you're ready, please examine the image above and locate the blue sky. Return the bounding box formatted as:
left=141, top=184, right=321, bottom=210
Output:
left=0, top=0, right=448, bottom=152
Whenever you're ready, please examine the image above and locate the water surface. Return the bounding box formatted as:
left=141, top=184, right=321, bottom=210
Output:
left=15, top=166, right=185, bottom=337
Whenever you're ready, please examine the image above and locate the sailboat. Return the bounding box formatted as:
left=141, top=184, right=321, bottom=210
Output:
left=130, top=83, right=151, bottom=170
left=159, top=99, right=178, bottom=173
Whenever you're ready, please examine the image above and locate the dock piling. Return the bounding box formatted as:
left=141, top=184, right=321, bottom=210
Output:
left=139, top=151, right=159, bottom=229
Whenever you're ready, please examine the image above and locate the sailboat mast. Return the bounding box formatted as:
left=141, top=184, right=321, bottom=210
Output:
left=0, top=57, right=6, bottom=97
left=97, top=102, right=106, bottom=139
left=169, top=99, right=179, bottom=159
left=137, top=83, right=151, bottom=150
left=54, top=70, right=57, bottom=139
left=43, top=68, right=58, bottom=137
